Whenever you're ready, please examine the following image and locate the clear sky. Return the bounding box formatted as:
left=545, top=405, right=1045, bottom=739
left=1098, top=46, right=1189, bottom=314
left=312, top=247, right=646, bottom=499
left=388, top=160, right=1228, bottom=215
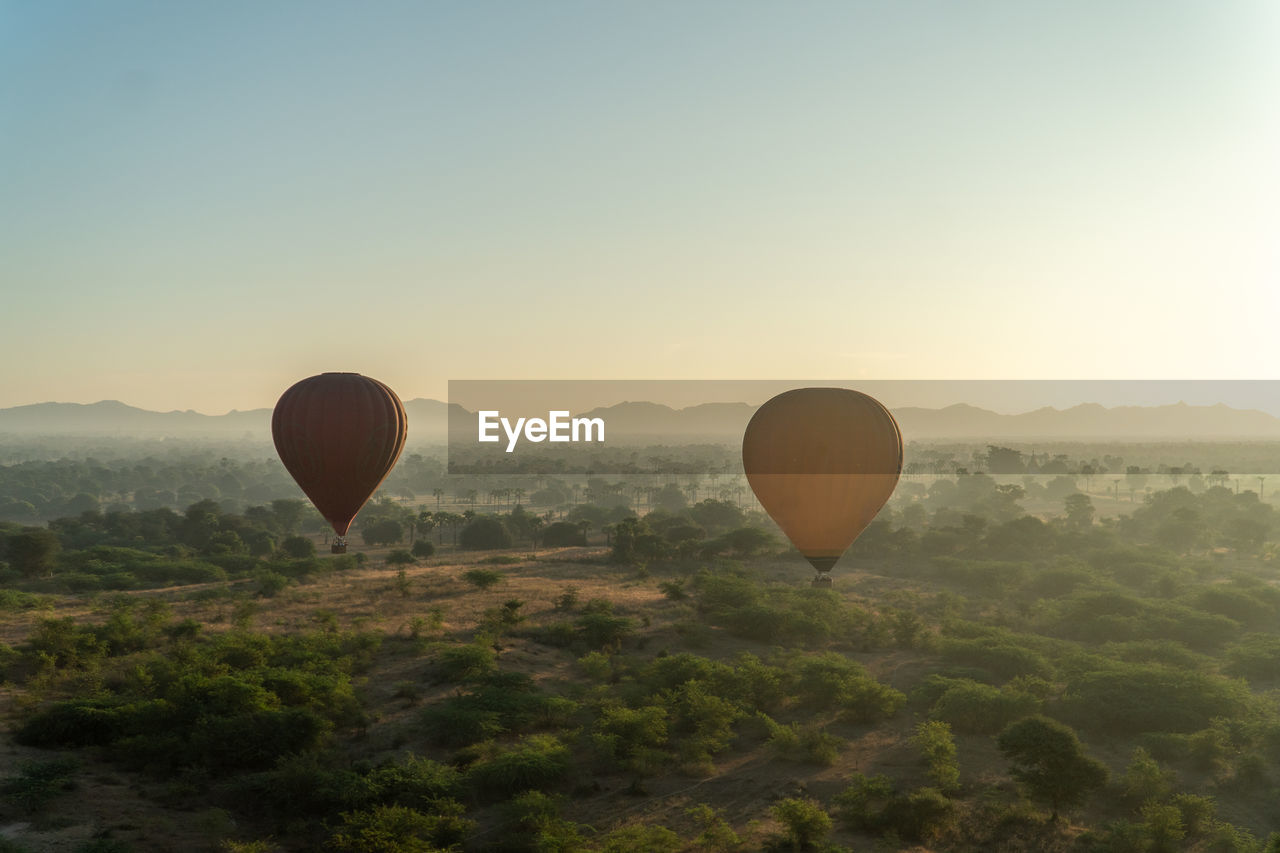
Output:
left=3, top=1, right=1278, bottom=413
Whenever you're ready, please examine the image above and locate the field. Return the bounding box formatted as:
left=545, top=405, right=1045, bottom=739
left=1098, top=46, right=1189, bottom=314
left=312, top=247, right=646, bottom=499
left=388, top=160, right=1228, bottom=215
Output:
left=3, top=480, right=1280, bottom=853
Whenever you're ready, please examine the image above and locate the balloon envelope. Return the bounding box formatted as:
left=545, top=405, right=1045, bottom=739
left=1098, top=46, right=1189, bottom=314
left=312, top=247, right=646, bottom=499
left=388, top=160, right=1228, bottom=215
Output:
left=742, top=388, right=902, bottom=573
left=271, top=373, right=408, bottom=537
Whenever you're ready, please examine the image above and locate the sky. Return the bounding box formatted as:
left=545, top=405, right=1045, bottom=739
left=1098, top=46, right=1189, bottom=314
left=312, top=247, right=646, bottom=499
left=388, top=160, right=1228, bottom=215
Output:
left=3, top=1, right=1278, bottom=414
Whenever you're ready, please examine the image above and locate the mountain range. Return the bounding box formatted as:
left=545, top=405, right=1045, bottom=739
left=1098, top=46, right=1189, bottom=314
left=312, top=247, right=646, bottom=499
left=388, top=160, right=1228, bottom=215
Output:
left=3, top=398, right=1280, bottom=442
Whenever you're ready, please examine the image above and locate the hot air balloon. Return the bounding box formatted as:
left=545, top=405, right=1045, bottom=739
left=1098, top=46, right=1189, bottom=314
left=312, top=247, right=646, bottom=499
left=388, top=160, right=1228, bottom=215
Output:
left=272, top=373, right=408, bottom=553
left=742, top=388, right=902, bottom=585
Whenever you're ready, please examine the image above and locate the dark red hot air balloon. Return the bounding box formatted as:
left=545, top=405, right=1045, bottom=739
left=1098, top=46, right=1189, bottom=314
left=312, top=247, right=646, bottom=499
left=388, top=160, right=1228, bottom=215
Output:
left=272, top=373, right=408, bottom=552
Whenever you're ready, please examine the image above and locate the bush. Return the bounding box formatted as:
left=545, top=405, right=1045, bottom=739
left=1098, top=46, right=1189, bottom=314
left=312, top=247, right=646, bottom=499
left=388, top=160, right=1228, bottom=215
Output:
left=2, top=756, right=79, bottom=813
left=592, top=705, right=669, bottom=774
left=495, top=791, right=586, bottom=853
left=686, top=803, right=741, bottom=851
left=576, top=606, right=634, bottom=651
left=411, top=540, right=435, bottom=559
left=1060, top=663, right=1253, bottom=735
left=279, top=536, right=315, bottom=559
left=791, top=653, right=906, bottom=722
left=929, top=679, right=1039, bottom=734
left=326, top=803, right=471, bottom=853
left=912, top=720, right=960, bottom=791
left=834, top=773, right=895, bottom=831
left=434, top=642, right=497, bottom=682
left=1223, top=633, right=1280, bottom=681
left=767, top=721, right=844, bottom=766
left=596, top=825, right=681, bottom=853
left=461, top=569, right=504, bottom=590
left=771, top=797, right=832, bottom=849
left=466, top=735, right=571, bottom=799
left=254, top=570, right=290, bottom=598
left=877, top=787, right=957, bottom=844
left=939, top=636, right=1054, bottom=680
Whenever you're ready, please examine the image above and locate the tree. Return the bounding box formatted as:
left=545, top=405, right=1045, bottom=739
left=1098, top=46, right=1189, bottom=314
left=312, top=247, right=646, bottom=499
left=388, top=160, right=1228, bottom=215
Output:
left=771, top=797, right=832, bottom=850
left=651, top=483, right=687, bottom=514
left=1141, top=801, right=1185, bottom=853
left=411, top=539, right=435, bottom=559
left=1064, top=493, right=1094, bottom=529
left=459, top=517, right=511, bottom=550
left=362, top=519, right=404, bottom=547
left=270, top=499, right=307, bottom=534
left=6, top=527, right=61, bottom=578
left=911, top=720, right=960, bottom=791
left=985, top=445, right=1025, bottom=474
left=721, top=526, right=777, bottom=557
left=542, top=521, right=586, bottom=547
left=280, top=535, right=316, bottom=559
left=997, top=716, right=1107, bottom=821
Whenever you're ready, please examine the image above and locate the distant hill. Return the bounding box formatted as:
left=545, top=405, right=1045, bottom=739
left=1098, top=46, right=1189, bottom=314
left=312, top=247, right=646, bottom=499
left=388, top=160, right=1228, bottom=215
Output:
left=569, top=401, right=757, bottom=439
left=0, top=400, right=272, bottom=436
left=893, top=402, right=1280, bottom=439
left=4, top=398, right=1280, bottom=442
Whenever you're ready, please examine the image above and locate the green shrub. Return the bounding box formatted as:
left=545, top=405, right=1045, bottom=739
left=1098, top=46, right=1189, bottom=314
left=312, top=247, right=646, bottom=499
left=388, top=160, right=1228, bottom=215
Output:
left=461, top=568, right=503, bottom=589
left=326, top=803, right=471, bottom=853
left=433, top=642, right=497, bottom=682
left=386, top=550, right=415, bottom=567
left=1, top=756, right=79, bottom=813
left=912, top=720, right=960, bottom=791
left=771, top=797, right=832, bottom=849
left=596, top=825, right=682, bottom=853
left=421, top=671, right=555, bottom=746
left=254, top=570, right=290, bottom=597
left=1061, top=663, right=1252, bottom=735
left=575, top=607, right=634, bottom=651
left=767, top=720, right=844, bottom=766
left=467, top=735, right=571, bottom=799
left=929, top=679, right=1039, bottom=734
left=495, top=791, right=586, bottom=853
left=1223, top=633, right=1280, bottom=681
left=877, top=787, right=957, bottom=844
left=834, top=773, right=895, bottom=831
left=280, top=536, right=315, bottom=559
left=592, top=705, right=669, bottom=774
left=939, top=637, right=1053, bottom=680
left=686, top=803, right=741, bottom=851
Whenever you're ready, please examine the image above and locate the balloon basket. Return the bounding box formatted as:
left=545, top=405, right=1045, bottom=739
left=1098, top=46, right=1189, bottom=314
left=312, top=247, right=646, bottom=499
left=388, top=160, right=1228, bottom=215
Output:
left=811, top=574, right=833, bottom=588
left=331, top=542, right=347, bottom=554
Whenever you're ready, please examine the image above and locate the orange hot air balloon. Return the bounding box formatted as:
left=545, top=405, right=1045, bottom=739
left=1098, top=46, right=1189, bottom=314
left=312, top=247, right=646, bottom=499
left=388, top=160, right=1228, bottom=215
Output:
left=742, top=388, right=902, bottom=584
left=272, top=373, right=408, bottom=553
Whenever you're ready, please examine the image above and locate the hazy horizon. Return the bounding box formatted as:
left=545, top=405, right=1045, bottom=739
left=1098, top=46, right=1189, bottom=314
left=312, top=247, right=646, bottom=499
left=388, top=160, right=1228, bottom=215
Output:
left=7, top=379, right=1280, bottom=421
